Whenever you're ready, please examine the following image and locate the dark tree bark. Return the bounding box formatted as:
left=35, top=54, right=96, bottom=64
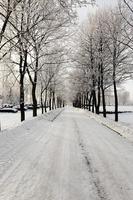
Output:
left=32, top=54, right=38, bottom=117
left=113, top=46, right=118, bottom=122
left=83, top=94, right=86, bottom=109
left=92, top=89, right=96, bottom=113
left=81, top=94, right=84, bottom=108
left=32, top=83, right=37, bottom=117
left=27, top=53, right=38, bottom=117
left=52, top=91, right=55, bottom=110
left=113, top=79, right=118, bottom=121
left=57, top=97, right=59, bottom=108
left=101, top=86, right=106, bottom=118
left=99, top=34, right=106, bottom=118
left=44, top=89, right=48, bottom=113
left=96, top=74, right=101, bottom=114
left=40, top=91, right=44, bottom=114
left=19, top=49, right=27, bottom=121
left=49, top=89, right=52, bottom=110
left=27, top=70, right=38, bottom=117
left=100, top=65, right=106, bottom=118
left=88, top=91, right=93, bottom=111
left=20, top=72, right=25, bottom=121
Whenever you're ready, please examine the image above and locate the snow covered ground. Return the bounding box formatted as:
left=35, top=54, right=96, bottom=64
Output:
left=108, top=112, right=133, bottom=128
left=100, top=105, right=133, bottom=128
left=0, top=105, right=132, bottom=131
left=86, top=110, right=133, bottom=143
left=0, top=109, right=43, bottom=130
left=0, top=107, right=133, bottom=200
left=100, top=105, right=133, bottom=112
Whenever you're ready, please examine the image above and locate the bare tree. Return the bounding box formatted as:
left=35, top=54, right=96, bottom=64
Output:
left=71, top=7, right=131, bottom=121
left=0, top=0, right=22, bottom=44
left=0, top=0, right=95, bottom=122
left=38, top=48, right=64, bottom=114
left=26, top=0, right=77, bottom=116
left=104, top=9, right=131, bottom=121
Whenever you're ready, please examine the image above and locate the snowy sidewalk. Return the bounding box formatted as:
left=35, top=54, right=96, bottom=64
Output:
left=0, top=107, right=133, bottom=200
left=85, top=110, right=133, bottom=142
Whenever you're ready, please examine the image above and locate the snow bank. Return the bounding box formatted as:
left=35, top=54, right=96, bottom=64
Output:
left=100, top=105, right=133, bottom=112
left=85, top=111, right=133, bottom=142
left=1, top=108, right=64, bottom=133
left=37, top=108, right=64, bottom=122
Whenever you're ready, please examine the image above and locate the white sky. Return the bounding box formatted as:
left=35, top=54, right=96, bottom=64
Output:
left=77, top=0, right=133, bottom=102
left=78, top=0, right=117, bottom=23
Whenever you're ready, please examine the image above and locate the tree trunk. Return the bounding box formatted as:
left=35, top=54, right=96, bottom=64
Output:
left=114, top=80, right=118, bottom=121
left=100, top=62, right=106, bottom=118
left=57, top=97, right=59, bottom=108
left=79, top=93, right=81, bottom=108
left=92, top=90, right=96, bottom=113
left=19, top=51, right=25, bottom=122
left=88, top=91, right=93, bottom=111
left=32, top=83, right=37, bottom=117
left=113, top=47, right=118, bottom=122
left=32, top=53, right=38, bottom=117
left=49, top=90, right=52, bottom=110
left=101, top=86, right=106, bottom=118
left=41, top=92, right=44, bottom=114
left=60, top=100, right=62, bottom=108
left=84, top=94, right=86, bottom=109
left=44, top=89, right=48, bottom=113
left=81, top=94, right=83, bottom=108
left=96, top=73, right=101, bottom=114
left=20, top=75, right=25, bottom=121
left=52, top=91, right=55, bottom=110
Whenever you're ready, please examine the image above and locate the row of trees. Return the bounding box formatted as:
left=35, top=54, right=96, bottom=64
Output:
left=0, top=0, right=94, bottom=121
left=71, top=0, right=133, bottom=121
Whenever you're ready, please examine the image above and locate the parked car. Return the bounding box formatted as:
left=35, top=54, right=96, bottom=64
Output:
left=26, top=104, right=41, bottom=109
left=14, top=105, right=28, bottom=111
left=2, top=104, right=14, bottom=108
left=27, top=104, right=33, bottom=109
left=37, top=104, right=41, bottom=108
left=0, top=107, right=18, bottom=113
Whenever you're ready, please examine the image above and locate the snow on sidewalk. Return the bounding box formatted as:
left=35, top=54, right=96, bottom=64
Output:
left=0, top=107, right=99, bottom=200
left=0, top=107, right=133, bottom=200
left=0, top=108, right=63, bottom=131
left=85, top=110, right=133, bottom=142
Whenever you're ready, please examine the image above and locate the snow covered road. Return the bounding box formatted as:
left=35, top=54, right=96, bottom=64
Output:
left=0, top=107, right=133, bottom=200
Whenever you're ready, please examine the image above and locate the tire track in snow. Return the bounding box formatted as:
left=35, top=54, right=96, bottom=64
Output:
left=74, top=119, right=110, bottom=200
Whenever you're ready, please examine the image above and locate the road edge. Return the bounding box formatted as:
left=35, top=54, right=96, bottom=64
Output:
left=85, top=110, right=133, bottom=142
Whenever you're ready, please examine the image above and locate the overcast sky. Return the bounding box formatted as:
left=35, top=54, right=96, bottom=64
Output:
left=96, top=0, right=117, bottom=7
left=78, top=0, right=117, bottom=22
